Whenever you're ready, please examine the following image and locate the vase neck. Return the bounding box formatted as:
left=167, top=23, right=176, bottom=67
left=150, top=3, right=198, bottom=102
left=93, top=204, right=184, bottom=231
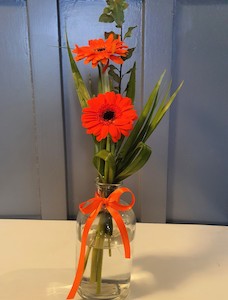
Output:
left=96, top=181, right=122, bottom=198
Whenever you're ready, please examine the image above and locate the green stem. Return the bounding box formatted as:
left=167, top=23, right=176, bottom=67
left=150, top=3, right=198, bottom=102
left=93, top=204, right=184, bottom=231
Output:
left=96, top=243, right=104, bottom=294
left=98, top=64, right=112, bottom=182
left=89, top=212, right=106, bottom=291
left=104, top=136, right=111, bottom=182
left=118, top=26, right=123, bottom=94
left=119, top=64, right=123, bottom=94
left=108, top=235, right=112, bottom=257
left=99, top=64, right=110, bottom=93
left=90, top=234, right=105, bottom=284
left=84, top=246, right=92, bottom=272
left=98, top=139, right=106, bottom=181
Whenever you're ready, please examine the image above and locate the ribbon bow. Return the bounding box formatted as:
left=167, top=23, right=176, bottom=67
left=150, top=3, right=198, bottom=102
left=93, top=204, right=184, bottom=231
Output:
left=67, top=187, right=135, bottom=299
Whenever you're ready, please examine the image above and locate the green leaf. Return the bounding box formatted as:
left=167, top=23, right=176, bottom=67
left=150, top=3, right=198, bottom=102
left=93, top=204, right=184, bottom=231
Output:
left=122, top=48, right=135, bottom=61
left=109, top=68, right=121, bottom=83
left=99, top=0, right=128, bottom=28
left=144, top=80, right=184, bottom=141
left=118, top=70, right=166, bottom=160
left=94, top=139, right=106, bottom=176
left=104, top=7, right=111, bottom=14
left=98, top=64, right=102, bottom=94
left=137, top=81, right=172, bottom=144
left=98, top=64, right=111, bottom=93
left=93, top=150, right=116, bottom=183
left=124, top=26, right=137, bottom=39
left=114, top=86, right=119, bottom=93
left=125, top=62, right=136, bottom=103
left=115, top=142, right=152, bottom=182
left=99, top=13, right=114, bottom=23
left=66, top=34, right=90, bottom=108
left=125, top=67, right=133, bottom=74
left=109, top=64, right=119, bottom=71
left=115, top=63, right=136, bottom=154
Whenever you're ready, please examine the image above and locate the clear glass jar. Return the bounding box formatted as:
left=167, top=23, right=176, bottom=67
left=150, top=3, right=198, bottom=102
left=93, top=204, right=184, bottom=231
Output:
left=76, top=181, right=136, bottom=300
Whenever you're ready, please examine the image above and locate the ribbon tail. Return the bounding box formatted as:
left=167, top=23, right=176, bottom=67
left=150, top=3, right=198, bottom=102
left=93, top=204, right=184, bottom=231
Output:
left=66, top=206, right=101, bottom=299
left=107, top=207, right=131, bottom=258
left=66, top=230, right=87, bottom=299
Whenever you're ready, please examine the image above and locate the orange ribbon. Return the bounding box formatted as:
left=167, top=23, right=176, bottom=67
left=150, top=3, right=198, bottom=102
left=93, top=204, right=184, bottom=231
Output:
left=67, top=187, right=135, bottom=299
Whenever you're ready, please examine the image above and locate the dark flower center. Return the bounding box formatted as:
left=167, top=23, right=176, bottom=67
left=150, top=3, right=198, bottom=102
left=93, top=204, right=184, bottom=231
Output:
left=103, top=110, right=115, bottom=121
left=97, top=47, right=106, bottom=52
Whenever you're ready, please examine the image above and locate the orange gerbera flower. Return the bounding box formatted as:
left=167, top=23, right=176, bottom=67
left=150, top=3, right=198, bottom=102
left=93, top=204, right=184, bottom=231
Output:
left=72, top=34, right=128, bottom=69
left=81, top=92, right=137, bottom=143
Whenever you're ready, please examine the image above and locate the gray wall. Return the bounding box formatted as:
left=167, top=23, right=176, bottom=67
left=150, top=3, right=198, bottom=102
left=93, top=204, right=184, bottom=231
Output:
left=0, top=0, right=227, bottom=224
left=167, top=0, right=228, bottom=224
left=0, top=0, right=66, bottom=219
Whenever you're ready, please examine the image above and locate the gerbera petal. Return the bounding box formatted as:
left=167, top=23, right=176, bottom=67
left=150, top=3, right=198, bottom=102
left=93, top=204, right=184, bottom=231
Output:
left=122, top=110, right=137, bottom=120
left=84, top=56, right=94, bottom=64
left=96, top=127, right=109, bottom=142
left=86, top=124, right=102, bottom=135
left=100, top=125, right=109, bottom=139
left=100, top=58, right=109, bottom=66
left=109, top=124, right=121, bottom=142
left=105, top=33, right=114, bottom=44
left=105, top=91, right=116, bottom=105
left=91, top=62, right=98, bottom=68
left=110, top=55, right=124, bottom=64
left=118, top=123, right=133, bottom=130
left=109, top=124, right=118, bottom=139
left=113, top=118, right=130, bottom=125
left=120, top=130, right=130, bottom=137
left=82, top=120, right=100, bottom=129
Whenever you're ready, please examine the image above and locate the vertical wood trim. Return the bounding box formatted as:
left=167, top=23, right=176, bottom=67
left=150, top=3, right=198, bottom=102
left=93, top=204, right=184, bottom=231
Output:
left=27, top=0, right=67, bottom=219
left=140, top=0, right=174, bottom=223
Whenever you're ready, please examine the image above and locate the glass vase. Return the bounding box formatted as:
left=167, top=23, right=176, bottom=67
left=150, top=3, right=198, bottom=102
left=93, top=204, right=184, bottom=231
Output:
left=76, top=181, right=136, bottom=300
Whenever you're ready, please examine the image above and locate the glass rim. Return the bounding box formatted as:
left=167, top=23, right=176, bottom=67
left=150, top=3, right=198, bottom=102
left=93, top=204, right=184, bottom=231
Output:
left=95, top=177, right=123, bottom=187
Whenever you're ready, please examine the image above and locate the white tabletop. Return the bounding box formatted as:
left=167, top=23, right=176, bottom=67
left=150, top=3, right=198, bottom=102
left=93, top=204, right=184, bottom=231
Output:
left=0, top=220, right=228, bottom=300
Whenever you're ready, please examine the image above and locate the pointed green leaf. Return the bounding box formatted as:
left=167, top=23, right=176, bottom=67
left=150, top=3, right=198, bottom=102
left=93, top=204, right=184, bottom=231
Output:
left=66, top=35, right=90, bottom=108
left=108, top=68, right=121, bottom=83
left=115, top=142, right=152, bottom=182
left=122, top=48, right=135, bottom=61
left=109, top=64, right=119, bottom=71
left=125, top=68, right=133, bottom=74
left=124, top=26, right=137, bottom=39
left=118, top=70, right=166, bottom=160
left=125, top=62, right=136, bottom=102
left=94, top=138, right=106, bottom=176
left=98, top=64, right=102, bottom=94
left=144, top=80, right=184, bottom=141
left=137, top=81, right=172, bottom=144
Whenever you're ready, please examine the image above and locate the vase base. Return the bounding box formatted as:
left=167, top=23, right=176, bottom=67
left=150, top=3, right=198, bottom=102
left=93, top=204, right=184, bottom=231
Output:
left=78, top=278, right=130, bottom=300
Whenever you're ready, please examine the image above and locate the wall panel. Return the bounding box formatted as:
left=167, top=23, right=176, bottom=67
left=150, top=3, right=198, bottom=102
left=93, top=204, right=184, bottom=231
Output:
left=167, top=0, right=228, bottom=224
left=0, top=0, right=66, bottom=219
